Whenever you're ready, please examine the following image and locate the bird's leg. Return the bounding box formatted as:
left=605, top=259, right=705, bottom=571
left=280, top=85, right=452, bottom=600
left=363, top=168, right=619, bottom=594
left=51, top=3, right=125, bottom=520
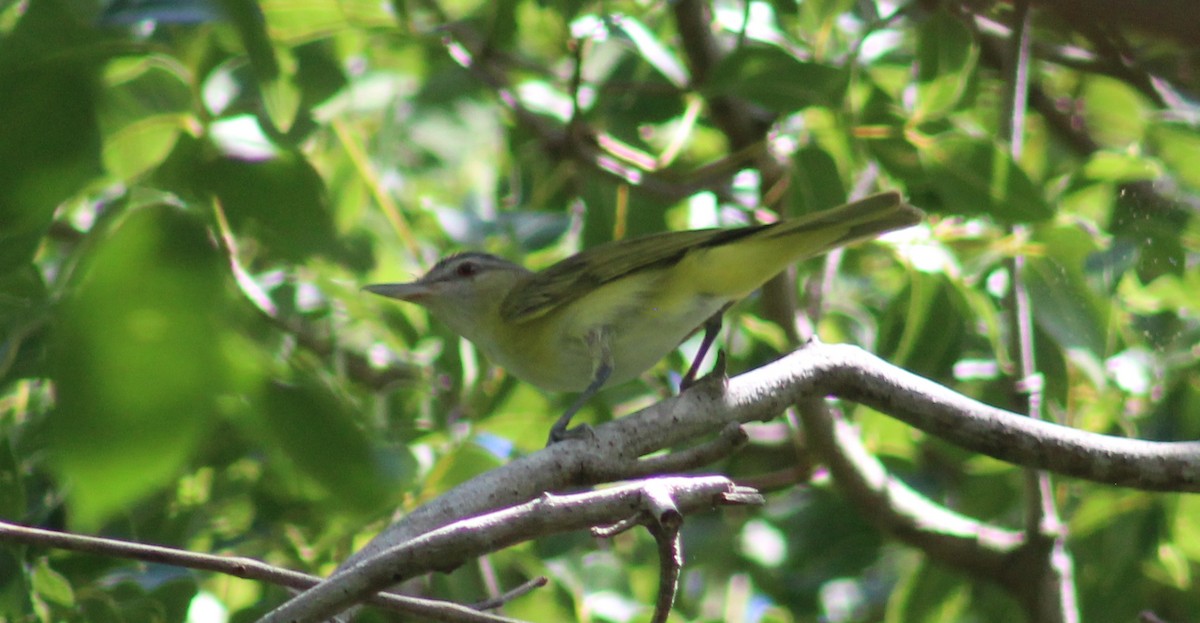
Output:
left=547, top=327, right=613, bottom=445
left=680, top=305, right=730, bottom=391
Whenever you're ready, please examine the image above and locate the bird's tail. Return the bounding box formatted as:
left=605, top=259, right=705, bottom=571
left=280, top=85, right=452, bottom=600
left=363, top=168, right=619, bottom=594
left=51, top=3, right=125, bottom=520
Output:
left=764, top=191, right=924, bottom=249
left=676, top=192, right=923, bottom=299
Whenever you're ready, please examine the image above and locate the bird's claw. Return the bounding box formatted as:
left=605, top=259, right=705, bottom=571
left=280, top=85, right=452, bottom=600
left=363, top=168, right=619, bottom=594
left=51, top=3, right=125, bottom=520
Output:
left=546, top=423, right=596, bottom=446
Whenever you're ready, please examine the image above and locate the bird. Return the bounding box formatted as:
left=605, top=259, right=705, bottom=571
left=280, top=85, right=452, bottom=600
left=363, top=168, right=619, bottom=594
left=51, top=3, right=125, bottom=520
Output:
left=365, top=191, right=922, bottom=444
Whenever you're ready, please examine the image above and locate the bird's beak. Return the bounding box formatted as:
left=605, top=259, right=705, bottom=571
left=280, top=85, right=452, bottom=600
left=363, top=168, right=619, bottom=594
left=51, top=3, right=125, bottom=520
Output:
left=363, top=282, right=431, bottom=302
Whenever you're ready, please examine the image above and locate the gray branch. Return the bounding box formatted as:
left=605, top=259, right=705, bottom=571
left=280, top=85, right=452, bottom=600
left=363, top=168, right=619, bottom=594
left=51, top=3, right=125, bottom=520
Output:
left=337, top=339, right=1200, bottom=572
left=259, top=476, right=762, bottom=623
left=265, top=339, right=1200, bottom=621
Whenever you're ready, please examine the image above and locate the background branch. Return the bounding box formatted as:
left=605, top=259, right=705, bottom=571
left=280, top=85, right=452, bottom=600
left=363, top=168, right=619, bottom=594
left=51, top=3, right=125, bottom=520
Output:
left=0, top=520, right=523, bottom=623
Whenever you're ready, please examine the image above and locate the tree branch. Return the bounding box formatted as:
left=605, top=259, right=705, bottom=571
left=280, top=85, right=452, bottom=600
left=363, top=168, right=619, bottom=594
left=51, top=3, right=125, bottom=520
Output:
left=334, top=339, right=1200, bottom=582
left=0, top=520, right=522, bottom=622
left=255, top=338, right=1200, bottom=623
left=261, top=476, right=762, bottom=623
left=796, top=397, right=1024, bottom=576
left=469, top=577, right=548, bottom=612
left=648, top=521, right=682, bottom=623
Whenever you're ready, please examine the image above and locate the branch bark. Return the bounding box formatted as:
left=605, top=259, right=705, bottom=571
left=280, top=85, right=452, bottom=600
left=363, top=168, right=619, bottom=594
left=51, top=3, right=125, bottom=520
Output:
left=261, top=476, right=761, bottom=623
left=0, top=520, right=521, bottom=622
left=272, top=339, right=1200, bottom=620
left=340, top=340, right=1200, bottom=572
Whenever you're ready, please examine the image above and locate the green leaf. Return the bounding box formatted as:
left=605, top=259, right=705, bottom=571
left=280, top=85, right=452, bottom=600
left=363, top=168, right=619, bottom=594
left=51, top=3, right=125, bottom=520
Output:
left=31, top=558, right=74, bottom=608
left=607, top=15, right=688, bottom=87
left=423, top=442, right=504, bottom=494
left=0, top=428, right=25, bottom=519
left=918, top=134, right=1053, bottom=222
left=1081, top=151, right=1162, bottom=183
left=1148, top=121, right=1200, bottom=192
left=706, top=46, right=847, bottom=113
left=0, top=0, right=105, bottom=257
left=887, top=560, right=971, bottom=623
left=0, top=263, right=47, bottom=332
left=260, top=0, right=395, bottom=44
left=1081, top=76, right=1150, bottom=147
left=1173, top=490, right=1200, bottom=562
left=99, top=56, right=194, bottom=182
left=1109, top=186, right=1188, bottom=282
left=1025, top=225, right=1110, bottom=362
left=790, top=144, right=846, bottom=214
left=262, top=376, right=396, bottom=513
left=580, top=176, right=670, bottom=247
left=294, top=42, right=349, bottom=111
left=217, top=0, right=279, bottom=80
left=49, top=206, right=230, bottom=529
left=860, top=87, right=929, bottom=191
left=877, top=272, right=968, bottom=381
left=261, top=67, right=304, bottom=138
left=797, top=0, right=856, bottom=32
left=915, top=9, right=978, bottom=120
left=202, top=150, right=337, bottom=262
left=0, top=548, right=32, bottom=619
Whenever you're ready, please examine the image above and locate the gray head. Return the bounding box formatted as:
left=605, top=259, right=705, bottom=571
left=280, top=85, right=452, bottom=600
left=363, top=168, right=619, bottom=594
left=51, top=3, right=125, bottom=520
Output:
left=364, top=252, right=532, bottom=343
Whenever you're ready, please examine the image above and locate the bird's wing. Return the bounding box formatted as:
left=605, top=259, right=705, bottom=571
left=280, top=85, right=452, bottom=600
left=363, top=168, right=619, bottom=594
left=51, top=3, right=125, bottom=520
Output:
left=500, top=225, right=767, bottom=323
left=501, top=191, right=919, bottom=323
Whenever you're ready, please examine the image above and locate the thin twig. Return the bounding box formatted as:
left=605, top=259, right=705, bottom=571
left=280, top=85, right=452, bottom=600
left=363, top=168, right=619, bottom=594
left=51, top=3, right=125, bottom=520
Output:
left=648, top=522, right=683, bottom=623
left=997, top=4, right=1078, bottom=619
left=591, top=515, right=644, bottom=538
left=0, top=520, right=521, bottom=622
left=470, top=577, right=549, bottom=611
left=623, top=422, right=748, bottom=477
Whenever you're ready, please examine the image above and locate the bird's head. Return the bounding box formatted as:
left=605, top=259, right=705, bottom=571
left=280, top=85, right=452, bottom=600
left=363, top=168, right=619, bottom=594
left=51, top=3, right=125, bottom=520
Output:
left=364, top=252, right=532, bottom=344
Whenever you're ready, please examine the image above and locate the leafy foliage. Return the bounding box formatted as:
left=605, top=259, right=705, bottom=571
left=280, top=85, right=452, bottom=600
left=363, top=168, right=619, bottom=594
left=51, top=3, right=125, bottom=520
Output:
left=1, top=0, right=1199, bottom=621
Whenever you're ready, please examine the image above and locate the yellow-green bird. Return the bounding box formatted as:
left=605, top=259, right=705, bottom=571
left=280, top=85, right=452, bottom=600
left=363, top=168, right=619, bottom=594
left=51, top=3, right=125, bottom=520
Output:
left=366, top=191, right=922, bottom=443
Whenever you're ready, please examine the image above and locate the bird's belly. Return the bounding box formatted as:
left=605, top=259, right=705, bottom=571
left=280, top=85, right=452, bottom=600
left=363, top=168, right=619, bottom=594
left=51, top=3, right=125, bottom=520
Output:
left=605, top=296, right=730, bottom=387
left=494, top=295, right=730, bottom=393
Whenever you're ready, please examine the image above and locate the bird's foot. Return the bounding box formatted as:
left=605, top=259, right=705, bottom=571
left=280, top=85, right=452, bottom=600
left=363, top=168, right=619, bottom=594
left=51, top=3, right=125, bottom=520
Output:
left=682, top=350, right=728, bottom=393
left=546, top=423, right=596, bottom=446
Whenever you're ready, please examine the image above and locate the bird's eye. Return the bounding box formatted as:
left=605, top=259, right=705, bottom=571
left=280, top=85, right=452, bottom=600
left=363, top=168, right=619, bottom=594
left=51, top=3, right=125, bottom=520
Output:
left=455, top=261, right=479, bottom=277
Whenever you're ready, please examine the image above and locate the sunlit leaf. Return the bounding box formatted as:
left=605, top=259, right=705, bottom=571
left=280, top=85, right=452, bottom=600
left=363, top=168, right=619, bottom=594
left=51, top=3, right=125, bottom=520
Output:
left=1172, top=495, right=1200, bottom=562
left=608, top=15, right=688, bottom=87
left=1081, top=76, right=1150, bottom=147
left=260, top=0, right=395, bottom=44
left=1081, top=151, right=1162, bottom=183
left=31, top=559, right=73, bottom=608
left=422, top=442, right=504, bottom=495
left=1148, top=121, right=1200, bottom=192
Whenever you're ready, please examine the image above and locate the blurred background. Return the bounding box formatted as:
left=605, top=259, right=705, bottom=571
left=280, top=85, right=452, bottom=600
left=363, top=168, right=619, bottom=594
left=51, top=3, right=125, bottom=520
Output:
left=1, top=0, right=1199, bottom=621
